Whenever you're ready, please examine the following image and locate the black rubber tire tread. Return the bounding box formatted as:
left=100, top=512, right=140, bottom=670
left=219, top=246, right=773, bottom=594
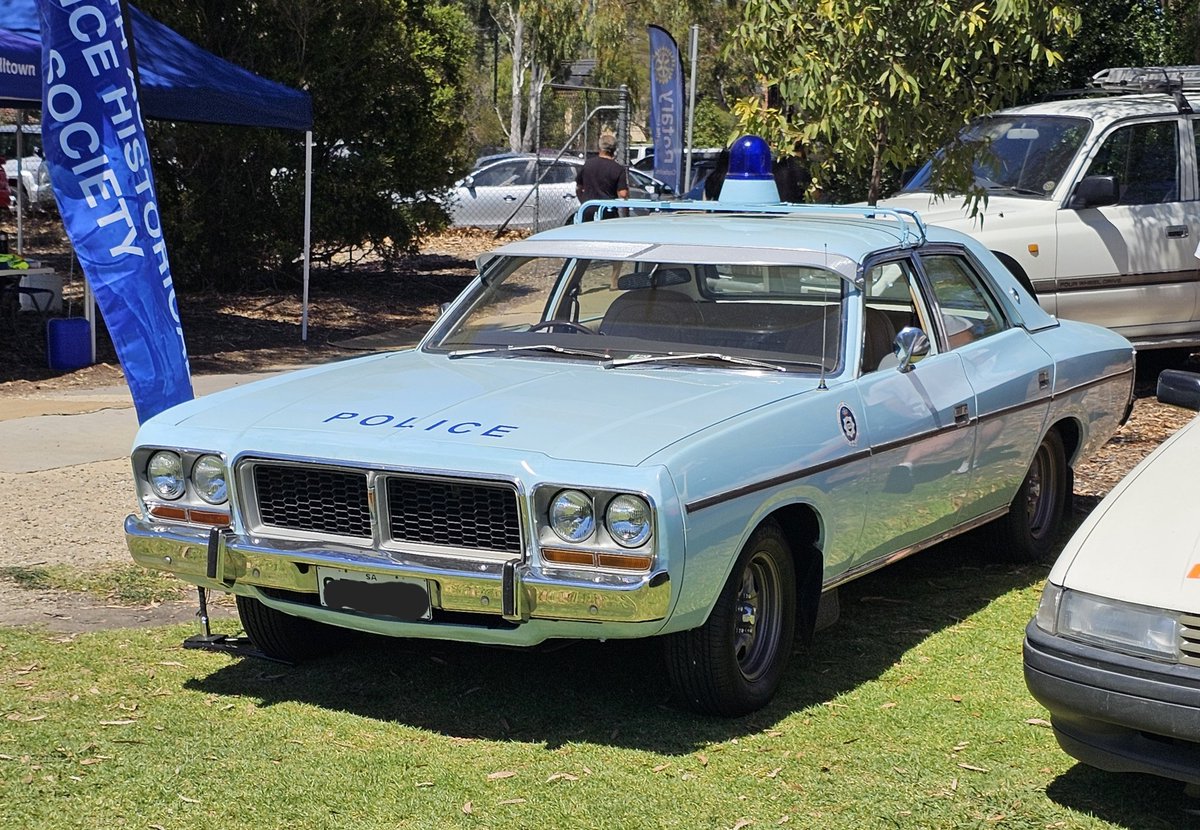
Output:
left=235, top=595, right=341, bottom=662
left=664, top=521, right=797, bottom=716
left=996, top=429, right=1067, bottom=563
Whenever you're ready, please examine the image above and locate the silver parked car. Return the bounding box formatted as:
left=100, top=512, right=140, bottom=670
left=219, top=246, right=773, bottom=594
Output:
left=447, top=155, right=671, bottom=231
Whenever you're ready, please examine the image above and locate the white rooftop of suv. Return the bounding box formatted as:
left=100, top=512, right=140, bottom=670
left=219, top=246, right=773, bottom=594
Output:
left=879, top=66, right=1200, bottom=350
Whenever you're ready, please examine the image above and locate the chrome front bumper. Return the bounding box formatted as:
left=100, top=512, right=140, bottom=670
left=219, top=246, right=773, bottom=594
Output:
left=126, top=515, right=672, bottom=635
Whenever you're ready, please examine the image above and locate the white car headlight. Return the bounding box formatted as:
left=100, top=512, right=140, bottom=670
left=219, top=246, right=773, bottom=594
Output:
left=605, top=494, right=652, bottom=547
left=191, top=454, right=228, bottom=504
left=1056, top=589, right=1179, bottom=661
left=147, top=450, right=185, bottom=500
left=549, top=489, right=595, bottom=543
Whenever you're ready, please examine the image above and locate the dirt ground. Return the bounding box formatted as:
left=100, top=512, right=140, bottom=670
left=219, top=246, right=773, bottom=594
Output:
left=0, top=220, right=1195, bottom=633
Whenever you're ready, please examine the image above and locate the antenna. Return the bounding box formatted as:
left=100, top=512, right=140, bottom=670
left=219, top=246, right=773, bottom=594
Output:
left=818, top=243, right=829, bottom=391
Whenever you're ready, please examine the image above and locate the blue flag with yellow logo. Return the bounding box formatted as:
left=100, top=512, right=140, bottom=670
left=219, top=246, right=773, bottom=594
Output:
left=648, top=25, right=682, bottom=194
left=38, top=0, right=192, bottom=423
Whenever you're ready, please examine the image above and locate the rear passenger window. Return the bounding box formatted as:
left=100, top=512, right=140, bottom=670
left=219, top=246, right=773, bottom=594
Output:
left=920, top=254, right=1007, bottom=349
left=1085, top=121, right=1179, bottom=205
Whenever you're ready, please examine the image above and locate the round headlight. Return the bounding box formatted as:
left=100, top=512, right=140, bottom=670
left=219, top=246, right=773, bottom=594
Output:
left=606, top=494, right=652, bottom=547
left=191, top=454, right=228, bottom=504
left=549, top=490, right=595, bottom=543
left=147, top=451, right=185, bottom=500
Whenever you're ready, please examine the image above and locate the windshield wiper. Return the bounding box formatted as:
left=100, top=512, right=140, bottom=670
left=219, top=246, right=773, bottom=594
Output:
left=448, top=343, right=611, bottom=360
left=603, top=352, right=788, bottom=372
left=983, top=184, right=1044, bottom=196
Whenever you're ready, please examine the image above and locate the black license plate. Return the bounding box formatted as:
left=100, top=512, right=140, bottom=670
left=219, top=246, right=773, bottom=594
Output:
left=318, top=569, right=431, bottom=621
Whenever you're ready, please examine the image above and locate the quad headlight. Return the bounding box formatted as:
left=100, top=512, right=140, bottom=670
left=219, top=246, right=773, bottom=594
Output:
left=147, top=451, right=185, bottom=500
left=549, top=489, right=595, bottom=543
left=606, top=494, right=652, bottom=547
left=191, top=454, right=228, bottom=504
left=1037, top=583, right=1179, bottom=661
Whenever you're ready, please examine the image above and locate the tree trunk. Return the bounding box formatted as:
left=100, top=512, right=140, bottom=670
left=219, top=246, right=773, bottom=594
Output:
left=867, top=121, right=887, bottom=206
left=509, top=13, right=524, bottom=152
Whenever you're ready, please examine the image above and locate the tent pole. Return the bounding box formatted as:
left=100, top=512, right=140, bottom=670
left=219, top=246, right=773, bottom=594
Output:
left=301, top=130, right=313, bottom=342
left=15, top=111, right=23, bottom=254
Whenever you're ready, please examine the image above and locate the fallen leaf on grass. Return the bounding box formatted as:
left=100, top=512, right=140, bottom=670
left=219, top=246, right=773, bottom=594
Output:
left=765, top=767, right=783, bottom=779
left=415, top=782, right=434, bottom=788
left=462, top=801, right=473, bottom=815
left=159, top=661, right=184, bottom=667
left=179, top=795, right=200, bottom=804
left=652, top=763, right=670, bottom=773
left=949, top=695, right=963, bottom=703
left=957, top=763, right=989, bottom=773
left=1025, top=718, right=1052, bottom=728
left=487, top=770, right=517, bottom=781
left=546, top=772, right=579, bottom=782
left=952, top=742, right=968, bottom=753
left=6, top=713, right=45, bottom=722
left=99, top=720, right=136, bottom=726
left=696, top=753, right=709, bottom=766
left=732, top=820, right=753, bottom=830
left=880, top=702, right=897, bottom=710
left=498, top=798, right=526, bottom=805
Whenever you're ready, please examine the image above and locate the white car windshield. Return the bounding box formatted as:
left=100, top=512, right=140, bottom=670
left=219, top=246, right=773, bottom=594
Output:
left=427, top=256, right=845, bottom=373
left=902, top=114, right=1091, bottom=198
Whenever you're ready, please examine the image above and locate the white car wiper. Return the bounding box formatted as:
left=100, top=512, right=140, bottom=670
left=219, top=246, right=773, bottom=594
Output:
left=603, top=352, right=788, bottom=372
left=449, top=343, right=611, bottom=360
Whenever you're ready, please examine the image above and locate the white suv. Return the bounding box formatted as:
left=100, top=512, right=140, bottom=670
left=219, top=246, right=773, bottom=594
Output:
left=880, top=67, right=1200, bottom=350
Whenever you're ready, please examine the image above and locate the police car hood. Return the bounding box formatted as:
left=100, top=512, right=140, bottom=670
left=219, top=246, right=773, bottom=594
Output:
left=1048, top=413, right=1200, bottom=612
left=152, top=350, right=818, bottom=467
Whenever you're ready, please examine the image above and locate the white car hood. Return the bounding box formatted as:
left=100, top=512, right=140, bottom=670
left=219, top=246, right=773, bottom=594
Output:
left=1050, top=413, right=1200, bottom=612
left=148, top=350, right=817, bottom=467
left=875, top=192, right=1048, bottom=230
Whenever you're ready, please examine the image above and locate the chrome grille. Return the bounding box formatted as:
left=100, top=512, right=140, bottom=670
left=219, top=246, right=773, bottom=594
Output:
left=253, top=464, right=371, bottom=538
left=386, top=476, right=521, bottom=553
left=1181, top=613, right=1200, bottom=667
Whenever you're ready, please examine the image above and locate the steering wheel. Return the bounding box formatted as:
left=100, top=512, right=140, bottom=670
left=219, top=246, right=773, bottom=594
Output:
left=528, top=320, right=594, bottom=334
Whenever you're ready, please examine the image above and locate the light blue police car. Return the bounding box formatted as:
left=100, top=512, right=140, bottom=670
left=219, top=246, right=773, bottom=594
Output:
left=125, top=137, right=1135, bottom=715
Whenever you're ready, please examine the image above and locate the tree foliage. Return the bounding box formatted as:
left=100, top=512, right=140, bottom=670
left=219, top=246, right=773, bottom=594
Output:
left=138, top=0, right=473, bottom=290
left=729, top=0, right=1080, bottom=204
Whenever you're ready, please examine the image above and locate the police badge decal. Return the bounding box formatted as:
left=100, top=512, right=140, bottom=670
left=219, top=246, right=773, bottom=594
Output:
left=838, top=403, right=858, bottom=446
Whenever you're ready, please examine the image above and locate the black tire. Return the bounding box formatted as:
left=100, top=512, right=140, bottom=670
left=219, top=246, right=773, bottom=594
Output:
left=997, top=430, right=1067, bottom=562
left=664, top=522, right=796, bottom=716
left=235, top=595, right=342, bottom=663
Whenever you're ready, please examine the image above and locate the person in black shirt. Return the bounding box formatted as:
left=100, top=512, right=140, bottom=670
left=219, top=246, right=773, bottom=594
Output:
left=576, top=133, right=629, bottom=221
left=774, top=140, right=813, bottom=203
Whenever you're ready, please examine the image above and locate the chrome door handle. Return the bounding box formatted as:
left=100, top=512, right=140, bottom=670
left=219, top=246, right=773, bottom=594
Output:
left=503, top=195, right=518, bottom=201
left=954, top=403, right=970, bottom=425
left=1167, top=225, right=1188, bottom=238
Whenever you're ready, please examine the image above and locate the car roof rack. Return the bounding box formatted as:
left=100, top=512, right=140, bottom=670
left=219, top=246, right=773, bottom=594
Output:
left=574, top=199, right=929, bottom=247
left=1089, top=66, right=1200, bottom=113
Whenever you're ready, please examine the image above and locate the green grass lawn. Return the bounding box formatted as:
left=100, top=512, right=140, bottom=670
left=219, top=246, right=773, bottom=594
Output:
left=2, top=539, right=1196, bottom=830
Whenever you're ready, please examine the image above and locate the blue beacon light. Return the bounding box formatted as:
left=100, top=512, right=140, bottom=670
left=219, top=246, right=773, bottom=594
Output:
left=718, top=134, right=781, bottom=204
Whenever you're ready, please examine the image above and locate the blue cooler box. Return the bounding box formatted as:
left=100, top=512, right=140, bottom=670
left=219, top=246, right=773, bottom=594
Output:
left=46, top=317, right=92, bottom=372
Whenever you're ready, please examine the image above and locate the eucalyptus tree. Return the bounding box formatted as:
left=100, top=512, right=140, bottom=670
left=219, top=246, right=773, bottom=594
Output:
left=729, top=0, right=1080, bottom=204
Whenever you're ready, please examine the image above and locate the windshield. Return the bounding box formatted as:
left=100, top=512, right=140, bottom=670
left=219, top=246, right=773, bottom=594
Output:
left=902, top=114, right=1090, bottom=198
left=427, top=256, right=845, bottom=373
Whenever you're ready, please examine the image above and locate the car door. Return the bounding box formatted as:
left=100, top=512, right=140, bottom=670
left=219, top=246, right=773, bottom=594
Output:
left=1054, top=117, right=1199, bottom=334
left=915, top=248, right=1053, bottom=520
left=533, top=161, right=581, bottom=228
left=853, top=256, right=977, bottom=565
left=455, top=159, right=536, bottom=229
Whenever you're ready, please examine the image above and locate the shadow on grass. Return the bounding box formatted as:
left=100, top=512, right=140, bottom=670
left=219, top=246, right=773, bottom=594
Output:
left=186, top=532, right=1052, bottom=755
left=1045, top=765, right=1200, bottom=830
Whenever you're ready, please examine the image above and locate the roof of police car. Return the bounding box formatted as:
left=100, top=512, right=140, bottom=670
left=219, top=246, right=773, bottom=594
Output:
left=985, top=92, right=1186, bottom=121
left=494, top=205, right=975, bottom=263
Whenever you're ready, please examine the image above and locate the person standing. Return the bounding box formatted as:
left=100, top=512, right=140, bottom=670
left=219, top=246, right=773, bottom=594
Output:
left=774, top=140, right=814, bottom=203
left=576, top=133, right=629, bottom=221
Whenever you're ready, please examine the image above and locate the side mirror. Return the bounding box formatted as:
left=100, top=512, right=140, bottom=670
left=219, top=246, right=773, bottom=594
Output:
left=462, top=174, right=476, bottom=190
left=1157, top=368, right=1200, bottom=411
left=894, top=326, right=931, bottom=374
left=438, top=301, right=453, bottom=317
left=1069, top=175, right=1119, bottom=209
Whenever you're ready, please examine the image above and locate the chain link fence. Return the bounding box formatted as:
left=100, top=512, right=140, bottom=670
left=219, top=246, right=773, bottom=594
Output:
left=447, top=86, right=630, bottom=234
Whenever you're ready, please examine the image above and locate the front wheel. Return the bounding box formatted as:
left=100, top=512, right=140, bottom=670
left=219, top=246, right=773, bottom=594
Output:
left=996, top=430, right=1067, bottom=562
left=236, top=595, right=343, bottom=663
left=664, top=522, right=796, bottom=716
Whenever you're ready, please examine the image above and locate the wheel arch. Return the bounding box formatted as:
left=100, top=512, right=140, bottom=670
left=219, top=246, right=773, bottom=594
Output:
left=1050, top=416, right=1083, bottom=466
left=993, top=250, right=1036, bottom=297
left=765, top=502, right=825, bottom=644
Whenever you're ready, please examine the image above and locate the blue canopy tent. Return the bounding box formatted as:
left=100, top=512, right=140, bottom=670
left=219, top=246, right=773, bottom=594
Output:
left=0, top=1, right=316, bottom=345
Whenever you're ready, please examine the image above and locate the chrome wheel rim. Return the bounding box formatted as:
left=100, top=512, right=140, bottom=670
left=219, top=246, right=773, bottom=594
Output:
left=733, top=551, right=783, bottom=682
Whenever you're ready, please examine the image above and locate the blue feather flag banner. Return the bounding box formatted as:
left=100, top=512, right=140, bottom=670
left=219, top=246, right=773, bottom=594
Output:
left=38, top=0, right=192, bottom=423
left=647, top=24, right=682, bottom=193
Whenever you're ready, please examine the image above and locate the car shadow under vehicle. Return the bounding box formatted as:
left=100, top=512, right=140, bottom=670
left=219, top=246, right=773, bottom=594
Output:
left=1045, top=764, right=1199, bottom=829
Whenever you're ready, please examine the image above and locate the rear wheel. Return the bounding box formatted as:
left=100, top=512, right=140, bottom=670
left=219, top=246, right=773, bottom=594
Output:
left=996, top=430, right=1067, bottom=562
left=235, top=595, right=342, bottom=662
left=664, top=522, right=796, bottom=716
